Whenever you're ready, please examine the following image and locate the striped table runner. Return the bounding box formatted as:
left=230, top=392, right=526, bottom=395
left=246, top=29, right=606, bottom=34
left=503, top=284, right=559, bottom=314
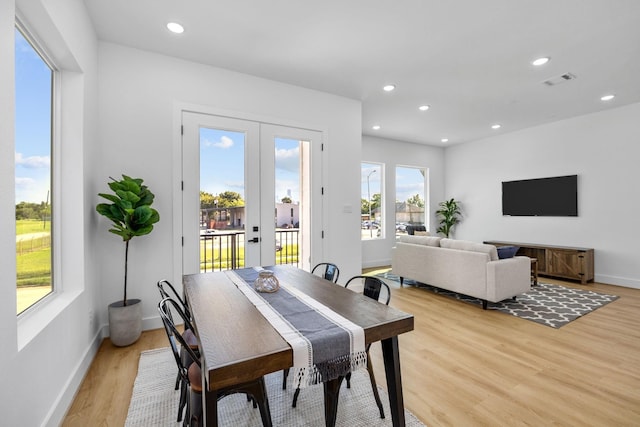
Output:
left=226, top=267, right=367, bottom=388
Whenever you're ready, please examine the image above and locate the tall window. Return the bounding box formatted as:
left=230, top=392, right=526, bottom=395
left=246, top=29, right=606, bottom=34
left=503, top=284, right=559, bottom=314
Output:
left=361, top=162, right=382, bottom=240
left=395, top=166, right=427, bottom=235
left=15, top=25, right=55, bottom=314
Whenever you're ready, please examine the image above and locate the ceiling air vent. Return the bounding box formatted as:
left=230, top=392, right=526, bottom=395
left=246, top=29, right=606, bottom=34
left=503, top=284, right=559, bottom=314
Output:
left=543, top=72, right=577, bottom=86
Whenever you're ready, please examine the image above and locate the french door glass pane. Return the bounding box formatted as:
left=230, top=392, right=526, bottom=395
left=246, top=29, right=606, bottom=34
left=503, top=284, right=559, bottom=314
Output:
left=275, top=138, right=301, bottom=266
left=199, top=127, right=246, bottom=271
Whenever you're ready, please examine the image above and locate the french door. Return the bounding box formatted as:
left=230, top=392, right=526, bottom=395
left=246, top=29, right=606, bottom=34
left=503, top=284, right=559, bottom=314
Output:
left=181, top=112, right=323, bottom=274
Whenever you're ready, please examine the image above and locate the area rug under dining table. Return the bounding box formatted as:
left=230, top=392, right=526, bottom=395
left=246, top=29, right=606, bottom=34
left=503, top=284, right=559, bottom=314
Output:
left=375, top=271, right=618, bottom=328
left=125, top=347, right=426, bottom=426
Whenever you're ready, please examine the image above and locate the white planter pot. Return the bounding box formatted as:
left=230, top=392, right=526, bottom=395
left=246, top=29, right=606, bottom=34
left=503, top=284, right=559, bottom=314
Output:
left=108, top=299, right=142, bottom=347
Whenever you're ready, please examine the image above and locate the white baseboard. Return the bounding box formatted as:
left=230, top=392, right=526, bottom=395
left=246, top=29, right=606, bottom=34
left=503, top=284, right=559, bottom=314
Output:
left=142, top=315, right=164, bottom=332
left=44, top=329, right=102, bottom=427
left=595, top=274, right=640, bottom=289
left=362, top=258, right=391, bottom=269
left=99, top=314, right=167, bottom=339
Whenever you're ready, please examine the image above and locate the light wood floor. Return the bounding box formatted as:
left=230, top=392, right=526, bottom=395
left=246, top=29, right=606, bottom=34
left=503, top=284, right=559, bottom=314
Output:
left=62, top=273, right=640, bottom=426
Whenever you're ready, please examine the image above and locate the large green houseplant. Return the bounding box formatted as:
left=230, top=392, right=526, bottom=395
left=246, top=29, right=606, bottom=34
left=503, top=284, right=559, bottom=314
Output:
left=96, top=175, right=159, bottom=346
left=436, top=198, right=461, bottom=238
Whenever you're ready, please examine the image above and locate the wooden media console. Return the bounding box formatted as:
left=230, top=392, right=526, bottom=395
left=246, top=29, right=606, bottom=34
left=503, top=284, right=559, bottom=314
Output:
left=484, top=241, right=594, bottom=284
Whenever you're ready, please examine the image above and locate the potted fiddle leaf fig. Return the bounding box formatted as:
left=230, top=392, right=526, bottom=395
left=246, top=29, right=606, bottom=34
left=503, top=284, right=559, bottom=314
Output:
left=436, top=198, right=461, bottom=238
left=96, top=175, right=160, bottom=346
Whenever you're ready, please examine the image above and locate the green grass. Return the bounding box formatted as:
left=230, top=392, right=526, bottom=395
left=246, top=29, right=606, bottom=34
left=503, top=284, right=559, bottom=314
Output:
left=16, top=219, right=51, bottom=235
left=16, top=220, right=52, bottom=288
left=16, top=234, right=50, bottom=253
left=199, top=242, right=299, bottom=271
left=16, top=247, right=51, bottom=287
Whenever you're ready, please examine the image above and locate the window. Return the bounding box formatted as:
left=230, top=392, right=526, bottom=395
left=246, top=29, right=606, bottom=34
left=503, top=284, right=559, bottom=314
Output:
left=361, top=162, right=382, bottom=240
left=15, top=25, right=55, bottom=314
left=395, top=166, right=427, bottom=235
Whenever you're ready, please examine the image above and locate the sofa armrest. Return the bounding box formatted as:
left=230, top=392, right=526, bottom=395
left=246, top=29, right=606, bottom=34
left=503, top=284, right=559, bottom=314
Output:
left=486, top=256, right=531, bottom=302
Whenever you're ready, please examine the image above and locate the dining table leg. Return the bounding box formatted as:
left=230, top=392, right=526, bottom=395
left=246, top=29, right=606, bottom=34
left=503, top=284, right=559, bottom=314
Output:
left=323, top=375, right=345, bottom=427
left=382, top=336, right=406, bottom=427
left=203, top=385, right=218, bottom=427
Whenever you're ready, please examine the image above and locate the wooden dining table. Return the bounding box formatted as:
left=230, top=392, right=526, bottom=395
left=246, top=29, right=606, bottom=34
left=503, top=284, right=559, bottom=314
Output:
left=183, top=265, right=415, bottom=427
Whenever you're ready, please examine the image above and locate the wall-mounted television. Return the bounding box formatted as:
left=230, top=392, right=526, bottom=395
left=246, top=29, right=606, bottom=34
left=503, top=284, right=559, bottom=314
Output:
left=502, top=174, right=578, bottom=217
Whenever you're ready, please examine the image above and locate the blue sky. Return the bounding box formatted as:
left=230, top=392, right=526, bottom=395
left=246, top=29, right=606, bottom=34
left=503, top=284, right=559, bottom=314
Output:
left=396, top=166, right=426, bottom=203
left=14, top=28, right=52, bottom=205
left=200, top=128, right=300, bottom=203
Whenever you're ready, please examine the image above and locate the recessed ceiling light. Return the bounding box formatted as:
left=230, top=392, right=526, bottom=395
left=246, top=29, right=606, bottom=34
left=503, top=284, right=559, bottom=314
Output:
left=600, top=94, right=615, bottom=101
left=441, top=138, right=449, bottom=143
left=491, top=124, right=501, bottom=130
left=372, top=125, right=381, bottom=130
left=419, top=105, right=430, bottom=111
left=532, top=57, right=550, bottom=66
left=167, top=22, right=184, bottom=34
left=383, top=85, right=396, bottom=92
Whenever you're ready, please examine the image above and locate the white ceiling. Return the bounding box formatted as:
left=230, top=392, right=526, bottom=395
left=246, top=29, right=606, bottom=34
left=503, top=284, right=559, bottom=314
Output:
left=84, top=0, right=640, bottom=146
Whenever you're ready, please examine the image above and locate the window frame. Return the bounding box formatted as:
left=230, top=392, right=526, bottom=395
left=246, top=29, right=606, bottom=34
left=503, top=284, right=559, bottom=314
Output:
left=15, top=18, right=60, bottom=317
left=395, top=165, right=429, bottom=235
left=361, top=161, right=383, bottom=240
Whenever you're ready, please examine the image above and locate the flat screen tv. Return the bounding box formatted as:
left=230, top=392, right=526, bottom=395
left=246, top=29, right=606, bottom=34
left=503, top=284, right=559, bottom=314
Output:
left=502, top=175, right=578, bottom=217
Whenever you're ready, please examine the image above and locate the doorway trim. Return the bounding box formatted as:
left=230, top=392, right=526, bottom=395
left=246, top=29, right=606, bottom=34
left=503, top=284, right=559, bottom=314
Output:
left=171, top=102, right=329, bottom=285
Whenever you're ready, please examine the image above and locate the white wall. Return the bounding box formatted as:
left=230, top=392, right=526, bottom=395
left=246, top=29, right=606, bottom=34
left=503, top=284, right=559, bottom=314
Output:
left=361, top=135, right=445, bottom=268
left=96, top=42, right=363, bottom=328
left=0, top=0, right=100, bottom=426
left=444, top=102, right=640, bottom=288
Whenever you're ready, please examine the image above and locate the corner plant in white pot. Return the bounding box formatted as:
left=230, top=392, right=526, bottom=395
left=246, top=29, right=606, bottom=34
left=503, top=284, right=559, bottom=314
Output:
left=96, top=175, right=159, bottom=346
left=436, top=198, right=461, bottom=238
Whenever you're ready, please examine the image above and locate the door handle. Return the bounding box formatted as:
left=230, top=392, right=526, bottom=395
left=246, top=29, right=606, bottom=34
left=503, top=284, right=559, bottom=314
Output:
left=248, top=237, right=261, bottom=243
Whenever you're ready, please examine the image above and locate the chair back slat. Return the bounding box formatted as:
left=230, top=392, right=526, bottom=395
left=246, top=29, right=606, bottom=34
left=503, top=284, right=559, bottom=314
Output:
left=157, top=279, right=191, bottom=320
left=311, top=262, right=340, bottom=283
left=345, top=275, right=391, bottom=305
left=158, top=297, right=201, bottom=371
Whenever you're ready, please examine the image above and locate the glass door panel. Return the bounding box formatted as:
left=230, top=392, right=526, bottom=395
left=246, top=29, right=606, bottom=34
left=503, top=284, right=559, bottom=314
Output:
left=182, top=113, right=261, bottom=274
left=261, top=124, right=322, bottom=272
left=199, top=127, right=246, bottom=271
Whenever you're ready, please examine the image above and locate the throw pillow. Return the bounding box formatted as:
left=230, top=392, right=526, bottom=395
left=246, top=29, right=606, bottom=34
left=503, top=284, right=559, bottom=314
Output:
left=497, top=246, right=520, bottom=259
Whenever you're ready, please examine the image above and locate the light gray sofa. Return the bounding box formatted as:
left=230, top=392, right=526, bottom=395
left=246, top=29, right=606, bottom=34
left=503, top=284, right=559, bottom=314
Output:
left=391, top=235, right=531, bottom=309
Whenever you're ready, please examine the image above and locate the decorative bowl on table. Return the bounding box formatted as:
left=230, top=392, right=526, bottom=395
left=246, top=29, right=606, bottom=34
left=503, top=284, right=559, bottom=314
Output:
left=254, top=270, right=280, bottom=293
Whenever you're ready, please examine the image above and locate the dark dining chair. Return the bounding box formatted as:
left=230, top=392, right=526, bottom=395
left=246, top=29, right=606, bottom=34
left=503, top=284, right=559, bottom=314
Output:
left=157, top=279, right=199, bottom=421
left=158, top=297, right=274, bottom=427
left=311, top=262, right=340, bottom=283
left=158, top=297, right=203, bottom=426
left=157, top=279, right=190, bottom=318
left=344, top=275, right=391, bottom=419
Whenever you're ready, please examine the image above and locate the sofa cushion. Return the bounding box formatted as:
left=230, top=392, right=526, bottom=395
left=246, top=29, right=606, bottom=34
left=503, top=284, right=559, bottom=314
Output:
left=440, top=238, right=499, bottom=261
left=398, top=235, right=442, bottom=247
left=497, top=246, right=520, bottom=259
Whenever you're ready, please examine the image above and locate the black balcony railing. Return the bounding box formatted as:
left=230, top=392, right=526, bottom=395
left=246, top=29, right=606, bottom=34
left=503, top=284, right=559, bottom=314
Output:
left=200, top=229, right=299, bottom=272
left=275, top=228, right=299, bottom=267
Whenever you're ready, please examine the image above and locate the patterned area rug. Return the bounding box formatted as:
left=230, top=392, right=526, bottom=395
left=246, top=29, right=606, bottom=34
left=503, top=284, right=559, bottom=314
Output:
left=125, top=347, right=426, bottom=426
left=376, top=271, right=618, bottom=328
